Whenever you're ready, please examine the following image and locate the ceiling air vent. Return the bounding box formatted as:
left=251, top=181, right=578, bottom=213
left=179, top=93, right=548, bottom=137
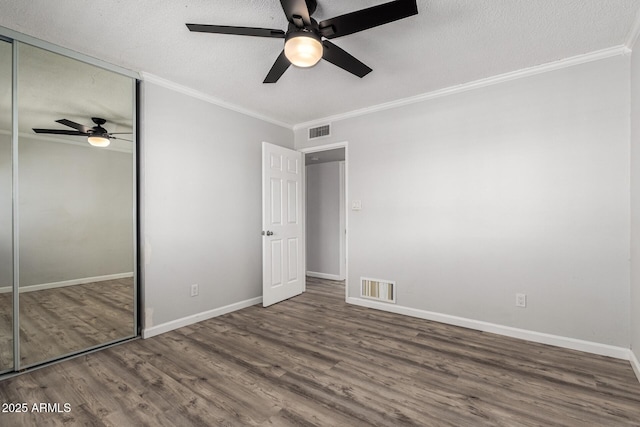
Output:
left=308, top=123, right=331, bottom=140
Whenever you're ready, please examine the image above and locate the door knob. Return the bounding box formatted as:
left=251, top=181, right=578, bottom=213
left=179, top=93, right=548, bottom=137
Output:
left=263, top=230, right=274, bottom=236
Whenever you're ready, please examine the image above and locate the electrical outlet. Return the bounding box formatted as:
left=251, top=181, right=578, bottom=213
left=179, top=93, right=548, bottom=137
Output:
left=516, top=293, right=526, bottom=308
left=190, top=284, right=199, bottom=297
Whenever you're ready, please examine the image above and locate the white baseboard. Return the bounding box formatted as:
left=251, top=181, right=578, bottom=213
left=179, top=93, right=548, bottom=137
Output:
left=307, top=271, right=345, bottom=281
left=142, top=296, right=263, bottom=339
left=0, top=272, right=134, bottom=294
left=346, top=297, right=631, bottom=361
left=631, top=349, right=640, bottom=383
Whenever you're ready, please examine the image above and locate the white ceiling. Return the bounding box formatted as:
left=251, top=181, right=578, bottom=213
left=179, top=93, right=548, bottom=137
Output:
left=1, top=0, right=639, bottom=127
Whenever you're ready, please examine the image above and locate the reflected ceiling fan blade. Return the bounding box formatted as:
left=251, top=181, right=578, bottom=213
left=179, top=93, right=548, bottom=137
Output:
left=279, top=0, right=312, bottom=27
left=186, top=24, right=285, bottom=38
left=264, top=50, right=291, bottom=83
left=32, top=129, right=86, bottom=136
left=322, top=40, right=372, bottom=78
left=109, top=136, right=132, bottom=142
left=319, top=0, right=418, bottom=39
left=56, top=119, right=90, bottom=133
left=107, top=132, right=133, bottom=134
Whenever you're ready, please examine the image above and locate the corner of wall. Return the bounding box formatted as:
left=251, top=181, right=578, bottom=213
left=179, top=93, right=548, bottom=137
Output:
left=625, top=6, right=640, bottom=50
left=631, top=348, right=640, bottom=383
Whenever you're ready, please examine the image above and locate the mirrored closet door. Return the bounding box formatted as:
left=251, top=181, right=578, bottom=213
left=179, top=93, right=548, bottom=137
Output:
left=0, top=36, right=138, bottom=373
left=0, top=38, right=13, bottom=374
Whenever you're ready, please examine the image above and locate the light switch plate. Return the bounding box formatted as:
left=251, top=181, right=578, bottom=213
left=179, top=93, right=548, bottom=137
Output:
left=352, top=200, right=362, bottom=210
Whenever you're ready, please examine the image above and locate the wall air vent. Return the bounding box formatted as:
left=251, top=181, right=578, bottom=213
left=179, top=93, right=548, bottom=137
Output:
left=361, top=277, right=396, bottom=303
left=308, top=123, right=331, bottom=140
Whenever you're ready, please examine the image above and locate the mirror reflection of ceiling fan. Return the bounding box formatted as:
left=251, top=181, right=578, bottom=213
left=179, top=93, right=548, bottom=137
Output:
left=32, top=117, right=132, bottom=147
left=186, top=0, right=419, bottom=83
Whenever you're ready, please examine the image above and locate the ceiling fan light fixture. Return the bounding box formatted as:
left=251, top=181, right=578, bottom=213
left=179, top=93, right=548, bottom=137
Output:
left=284, top=32, right=323, bottom=68
left=87, top=135, right=110, bottom=147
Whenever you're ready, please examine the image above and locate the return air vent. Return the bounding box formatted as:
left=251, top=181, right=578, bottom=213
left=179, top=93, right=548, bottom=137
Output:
left=308, top=123, right=331, bottom=140
left=361, top=277, right=396, bottom=303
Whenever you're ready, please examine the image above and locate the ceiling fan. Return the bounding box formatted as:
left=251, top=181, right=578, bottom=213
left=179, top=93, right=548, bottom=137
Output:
left=186, top=0, right=418, bottom=83
left=33, top=117, right=132, bottom=147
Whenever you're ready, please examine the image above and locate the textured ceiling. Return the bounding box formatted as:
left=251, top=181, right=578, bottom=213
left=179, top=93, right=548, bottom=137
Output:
left=0, top=0, right=639, bottom=127
left=0, top=42, right=134, bottom=152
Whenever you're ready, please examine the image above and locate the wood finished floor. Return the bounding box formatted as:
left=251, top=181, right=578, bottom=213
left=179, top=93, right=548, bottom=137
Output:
left=0, top=278, right=134, bottom=370
left=0, top=277, right=639, bottom=426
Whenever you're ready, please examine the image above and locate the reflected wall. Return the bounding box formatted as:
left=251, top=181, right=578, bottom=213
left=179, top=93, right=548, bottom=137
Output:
left=0, top=39, right=13, bottom=373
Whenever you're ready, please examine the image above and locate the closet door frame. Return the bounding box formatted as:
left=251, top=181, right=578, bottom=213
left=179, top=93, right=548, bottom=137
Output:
left=0, top=25, right=140, bottom=376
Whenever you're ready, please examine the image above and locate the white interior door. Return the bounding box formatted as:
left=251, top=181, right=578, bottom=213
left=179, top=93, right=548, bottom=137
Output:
left=262, top=142, right=304, bottom=307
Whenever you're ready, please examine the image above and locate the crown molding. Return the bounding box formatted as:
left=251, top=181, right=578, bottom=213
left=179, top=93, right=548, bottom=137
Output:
left=293, top=45, right=630, bottom=131
left=625, top=6, right=640, bottom=50
left=140, top=72, right=293, bottom=130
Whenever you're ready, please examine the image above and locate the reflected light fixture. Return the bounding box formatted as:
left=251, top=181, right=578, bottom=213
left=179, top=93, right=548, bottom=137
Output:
left=284, top=31, right=323, bottom=68
left=87, top=135, right=110, bottom=147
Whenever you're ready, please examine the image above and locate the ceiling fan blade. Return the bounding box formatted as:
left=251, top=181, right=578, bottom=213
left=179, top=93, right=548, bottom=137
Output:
left=56, top=119, right=90, bottom=133
left=321, top=40, right=372, bottom=78
left=319, top=0, right=418, bottom=39
left=186, top=24, right=285, bottom=38
left=109, top=135, right=133, bottom=142
left=264, top=50, right=291, bottom=83
left=33, top=129, right=86, bottom=136
left=279, top=0, right=312, bottom=27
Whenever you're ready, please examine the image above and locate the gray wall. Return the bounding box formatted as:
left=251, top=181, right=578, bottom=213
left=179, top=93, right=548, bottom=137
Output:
left=0, top=134, right=133, bottom=287
left=631, top=35, right=640, bottom=364
left=306, top=161, right=342, bottom=277
left=141, top=81, right=293, bottom=329
left=296, top=55, right=631, bottom=347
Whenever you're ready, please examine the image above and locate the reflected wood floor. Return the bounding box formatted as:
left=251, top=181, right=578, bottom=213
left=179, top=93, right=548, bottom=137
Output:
left=1, top=277, right=639, bottom=426
left=0, top=278, right=134, bottom=369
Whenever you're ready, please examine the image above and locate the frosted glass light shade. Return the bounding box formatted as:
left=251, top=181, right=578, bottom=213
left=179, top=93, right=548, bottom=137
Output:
left=284, top=33, right=323, bottom=68
left=87, top=135, right=110, bottom=147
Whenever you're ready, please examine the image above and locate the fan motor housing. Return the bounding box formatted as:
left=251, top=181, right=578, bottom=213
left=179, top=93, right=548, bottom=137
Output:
left=184, top=0, right=418, bottom=83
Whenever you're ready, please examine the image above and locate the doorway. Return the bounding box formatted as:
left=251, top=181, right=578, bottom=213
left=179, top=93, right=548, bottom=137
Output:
left=301, top=143, right=348, bottom=300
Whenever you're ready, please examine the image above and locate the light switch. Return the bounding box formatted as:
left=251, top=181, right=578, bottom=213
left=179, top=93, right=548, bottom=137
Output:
left=352, top=200, right=362, bottom=210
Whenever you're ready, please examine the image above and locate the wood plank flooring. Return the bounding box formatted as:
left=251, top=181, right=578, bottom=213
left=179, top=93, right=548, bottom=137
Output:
left=0, top=277, right=639, bottom=426
left=0, top=278, right=134, bottom=370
